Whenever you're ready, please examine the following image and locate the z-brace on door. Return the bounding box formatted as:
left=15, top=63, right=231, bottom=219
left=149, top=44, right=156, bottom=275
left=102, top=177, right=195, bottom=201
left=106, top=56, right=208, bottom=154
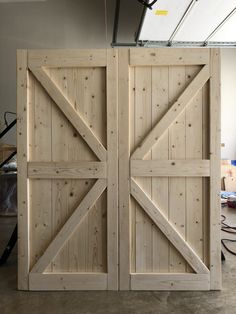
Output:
left=118, top=49, right=221, bottom=291
left=18, top=48, right=221, bottom=291
left=17, top=50, right=118, bottom=290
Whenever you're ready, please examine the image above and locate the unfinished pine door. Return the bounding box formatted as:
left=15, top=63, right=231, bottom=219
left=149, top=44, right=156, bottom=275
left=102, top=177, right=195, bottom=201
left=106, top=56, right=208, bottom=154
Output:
left=18, top=48, right=221, bottom=291
left=17, top=49, right=118, bottom=290
left=119, top=48, right=221, bottom=291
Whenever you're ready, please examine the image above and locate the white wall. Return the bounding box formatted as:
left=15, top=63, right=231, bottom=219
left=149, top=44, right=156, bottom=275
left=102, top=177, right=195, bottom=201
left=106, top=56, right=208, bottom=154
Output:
left=0, top=0, right=142, bottom=144
left=221, top=48, right=236, bottom=159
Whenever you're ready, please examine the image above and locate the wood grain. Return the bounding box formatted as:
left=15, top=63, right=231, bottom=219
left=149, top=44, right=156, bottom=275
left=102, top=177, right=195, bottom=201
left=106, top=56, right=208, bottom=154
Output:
left=17, top=50, right=29, bottom=290
left=131, top=65, right=210, bottom=160
left=28, top=162, right=107, bottom=179
left=131, top=160, right=210, bottom=177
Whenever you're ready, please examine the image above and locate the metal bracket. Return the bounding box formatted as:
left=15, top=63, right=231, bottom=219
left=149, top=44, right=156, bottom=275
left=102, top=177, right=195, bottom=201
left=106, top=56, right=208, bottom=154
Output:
left=137, top=0, right=158, bottom=10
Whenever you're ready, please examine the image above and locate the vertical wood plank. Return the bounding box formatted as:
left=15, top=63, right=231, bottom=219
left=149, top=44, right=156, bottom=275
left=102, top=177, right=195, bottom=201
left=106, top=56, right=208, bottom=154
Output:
left=118, top=49, right=130, bottom=290
left=130, top=67, right=136, bottom=273
left=63, top=68, right=88, bottom=273
left=48, top=67, right=107, bottom=273
left=210, top=49, right=221, bottom=290
left=29, top=76, right=52, bottom=273
left=202, top=81, right=210, bottom=268
left=135, top=66, right=152, bottom=273
left=66, top=67, right=106, bottom=273
left=17, top=50, right=29, bottom=290
left=50, top=68, right=70, bottom=272
left=168, top=66, right=187, bottom=272
left=185, top=66, right=203, bottom=271
left=151, top=66, right=169, bottom=272
left=82, top=68, right=107, bottom=273
left=107, top=49, right=118, bottom=290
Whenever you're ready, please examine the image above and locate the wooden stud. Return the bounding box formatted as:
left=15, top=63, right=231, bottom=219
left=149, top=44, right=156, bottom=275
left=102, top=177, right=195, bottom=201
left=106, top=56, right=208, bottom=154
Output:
left=107, top=49, right=119, bottom=290
left=118, top=49, right=131, bottom=290
left=130, top=65, right=136, bottom=274
left=202, top=79, right=210, bottom=268
left=209, top=49, right=221, bottom=290
left=17, top=50, right=29, bottom=290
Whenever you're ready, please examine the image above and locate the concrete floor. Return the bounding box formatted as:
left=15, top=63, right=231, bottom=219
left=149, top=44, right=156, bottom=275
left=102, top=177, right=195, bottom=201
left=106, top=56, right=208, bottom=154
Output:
left=1, top=211, right=236, bottom=314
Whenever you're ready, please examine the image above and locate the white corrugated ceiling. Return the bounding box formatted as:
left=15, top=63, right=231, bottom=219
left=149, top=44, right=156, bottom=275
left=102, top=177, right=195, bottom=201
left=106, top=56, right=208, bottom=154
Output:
left=139, top=0, right=236, bottom=44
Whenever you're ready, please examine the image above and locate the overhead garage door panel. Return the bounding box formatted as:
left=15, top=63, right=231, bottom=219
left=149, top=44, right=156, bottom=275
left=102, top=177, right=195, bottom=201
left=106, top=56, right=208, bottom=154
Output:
left=175, top=0, right=236, bottom=42
left=139, top=0, right=236, bottom=43
left=139, top=0, right=192, bottom=41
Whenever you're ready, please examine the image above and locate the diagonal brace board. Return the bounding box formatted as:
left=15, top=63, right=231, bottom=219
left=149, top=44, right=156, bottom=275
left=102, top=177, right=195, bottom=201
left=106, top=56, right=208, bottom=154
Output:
left=29, top=66, right=107, bottom=162
left=130, top=179, right=209, bottom=274
left=30, top=179, right=107, bottom=274
left=131, top=65, right=210, bottom=160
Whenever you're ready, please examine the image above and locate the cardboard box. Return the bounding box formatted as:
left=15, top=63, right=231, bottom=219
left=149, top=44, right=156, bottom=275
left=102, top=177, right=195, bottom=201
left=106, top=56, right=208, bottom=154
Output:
left=0, top=144, right=16, bottom=165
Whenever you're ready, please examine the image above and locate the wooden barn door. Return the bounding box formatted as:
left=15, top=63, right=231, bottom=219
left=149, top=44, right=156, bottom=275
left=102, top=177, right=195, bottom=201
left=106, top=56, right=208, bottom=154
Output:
left=17, top=49, right=118, bottom=290
left=119, top=48, right=221, bottom=290
left=18, top=48, right=220, bottom=291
